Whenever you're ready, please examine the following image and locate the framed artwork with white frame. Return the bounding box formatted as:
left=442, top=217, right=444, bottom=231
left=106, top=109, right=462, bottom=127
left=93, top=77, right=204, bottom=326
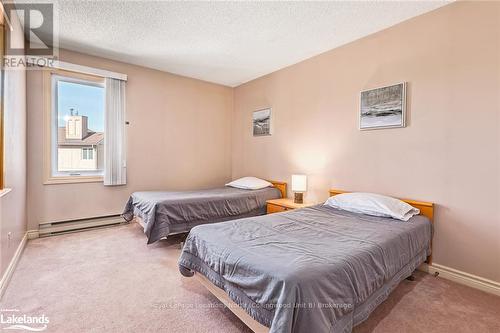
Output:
left=359, top=82, right=407, bottom=130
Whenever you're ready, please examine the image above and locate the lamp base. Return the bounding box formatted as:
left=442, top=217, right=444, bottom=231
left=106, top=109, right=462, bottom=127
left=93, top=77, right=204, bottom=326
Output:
left=294, top=192, right=303, bottom=204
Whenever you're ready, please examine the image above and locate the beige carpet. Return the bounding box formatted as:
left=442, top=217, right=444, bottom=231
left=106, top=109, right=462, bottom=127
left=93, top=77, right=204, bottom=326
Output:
left=2, top=223, right=499, bottom=333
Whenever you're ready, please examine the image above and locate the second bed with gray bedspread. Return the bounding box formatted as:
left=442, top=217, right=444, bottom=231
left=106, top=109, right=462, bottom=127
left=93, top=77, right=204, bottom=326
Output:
left=178, top=205, right=432, bottom=333
left=122, top=186, right=281, bottom=244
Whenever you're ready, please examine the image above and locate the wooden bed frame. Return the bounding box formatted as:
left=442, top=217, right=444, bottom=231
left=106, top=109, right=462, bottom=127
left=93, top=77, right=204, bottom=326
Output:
left=196, top=273, right=269, bottom=333
left=268, top=180, right=287, bottom=198
left=134, top=180, right=288, bottom=234
left=194, top=189, right=434, bottom=333
left=329, top=189, right=434, bottom=264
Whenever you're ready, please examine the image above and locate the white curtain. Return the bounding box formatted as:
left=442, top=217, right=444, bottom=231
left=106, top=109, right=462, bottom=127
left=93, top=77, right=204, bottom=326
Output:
left=104, top=77, right=126, bottom=185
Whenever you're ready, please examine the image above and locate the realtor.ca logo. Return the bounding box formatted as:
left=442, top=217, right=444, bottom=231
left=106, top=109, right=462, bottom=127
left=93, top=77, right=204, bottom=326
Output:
left=0, top=309, right=49, bottom=331
left=2, top=1, right=59, bottom=69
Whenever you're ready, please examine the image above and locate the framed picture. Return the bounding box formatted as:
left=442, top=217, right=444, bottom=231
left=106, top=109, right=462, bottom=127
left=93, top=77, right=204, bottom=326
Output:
left=359, top=82, right=407, bottom=130
left=253, top=108, right=272, bottom=136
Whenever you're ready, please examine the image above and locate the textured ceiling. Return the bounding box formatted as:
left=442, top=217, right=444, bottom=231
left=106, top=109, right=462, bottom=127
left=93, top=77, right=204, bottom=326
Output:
left=45, top=1, right=450, bottom=87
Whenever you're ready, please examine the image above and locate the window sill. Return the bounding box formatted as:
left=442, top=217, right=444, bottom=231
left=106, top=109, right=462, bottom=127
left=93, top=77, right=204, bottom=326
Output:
left=44, top=176, right=103, bottom=185
left=0, top=188, right=12, bottom=198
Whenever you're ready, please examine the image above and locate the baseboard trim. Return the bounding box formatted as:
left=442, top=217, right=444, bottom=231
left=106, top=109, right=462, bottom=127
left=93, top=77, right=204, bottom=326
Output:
left=419, top=263, right=500, bottom=296
left=0, top=232, right=28, bottom=299
left=27, top=229, right=39, bottom=240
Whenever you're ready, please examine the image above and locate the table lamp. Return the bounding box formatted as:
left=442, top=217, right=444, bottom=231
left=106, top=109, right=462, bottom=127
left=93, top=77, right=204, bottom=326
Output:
left=292, top=174, right=307, bottom=204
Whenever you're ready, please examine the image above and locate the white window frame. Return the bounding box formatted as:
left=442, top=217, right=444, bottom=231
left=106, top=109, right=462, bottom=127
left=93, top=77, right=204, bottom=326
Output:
left=43, top=69, right=105, bottom=184
left=81, top=147, right=94, bottom=160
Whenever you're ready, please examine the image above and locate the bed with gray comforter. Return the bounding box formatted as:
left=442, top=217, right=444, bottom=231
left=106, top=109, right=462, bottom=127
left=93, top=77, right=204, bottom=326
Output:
left=178, top=204, right=432, bottom=333
left=122, top=186, right=281, bottom=244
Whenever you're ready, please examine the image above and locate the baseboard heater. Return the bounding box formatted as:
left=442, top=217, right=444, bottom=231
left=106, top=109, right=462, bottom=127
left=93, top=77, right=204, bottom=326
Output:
left=39, top=214, right=127, bottom=237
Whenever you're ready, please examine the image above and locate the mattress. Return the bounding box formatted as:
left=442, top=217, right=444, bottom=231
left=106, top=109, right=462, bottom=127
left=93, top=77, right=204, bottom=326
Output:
left=122, top=186, right=281, bottom=243
left=178, top=204, right=432, bottom=333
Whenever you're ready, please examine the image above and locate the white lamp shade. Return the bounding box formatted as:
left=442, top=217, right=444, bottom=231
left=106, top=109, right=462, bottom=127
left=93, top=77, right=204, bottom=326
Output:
left=291, top=174, right=307, bottom=192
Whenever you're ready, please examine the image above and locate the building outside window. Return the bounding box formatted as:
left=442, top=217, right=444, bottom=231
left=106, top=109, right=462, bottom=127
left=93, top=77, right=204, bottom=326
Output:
left=57, top=108, right=103, bottom=173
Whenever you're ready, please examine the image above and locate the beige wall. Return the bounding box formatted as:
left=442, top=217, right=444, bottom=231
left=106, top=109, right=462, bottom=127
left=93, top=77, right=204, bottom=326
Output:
left=232, top=1, right=500, bottom=282
left=27, top=49, right=233, bottom=229
left=0, top=12, right=27, bottom=275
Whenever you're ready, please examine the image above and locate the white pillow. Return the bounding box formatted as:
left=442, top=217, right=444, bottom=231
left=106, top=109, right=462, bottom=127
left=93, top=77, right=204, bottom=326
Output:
left=324, top=192, right=420, bottom=221
left=225, top=177, right=273, bottom=190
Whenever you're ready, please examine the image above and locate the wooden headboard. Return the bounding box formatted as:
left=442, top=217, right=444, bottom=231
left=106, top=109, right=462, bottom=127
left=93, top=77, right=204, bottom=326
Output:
left=329, top=189, right=434, bottom=264
left=269, top=180, right=287, bottom=198
left=328, top=189, right=434, bottom=221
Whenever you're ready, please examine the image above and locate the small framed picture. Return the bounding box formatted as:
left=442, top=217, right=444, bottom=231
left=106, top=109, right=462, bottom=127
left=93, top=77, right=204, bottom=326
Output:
left=253, top=108, right=272, bottom=136
left=359, top=82, right=407, bottom=130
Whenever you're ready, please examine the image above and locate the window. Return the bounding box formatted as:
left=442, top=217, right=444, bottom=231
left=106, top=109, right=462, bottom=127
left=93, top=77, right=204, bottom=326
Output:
left=81, top=148, right=94, bottom=160
left=44, top=69, right=105, bottom=184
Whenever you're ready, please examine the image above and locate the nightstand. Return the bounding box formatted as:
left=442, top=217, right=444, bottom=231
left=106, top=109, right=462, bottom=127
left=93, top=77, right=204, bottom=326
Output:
left=266, top=198, right=317, bottom=214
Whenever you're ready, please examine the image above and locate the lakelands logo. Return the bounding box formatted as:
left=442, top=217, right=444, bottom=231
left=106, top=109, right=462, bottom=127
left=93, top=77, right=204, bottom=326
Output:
left=0, top=309, right=49, bottom=331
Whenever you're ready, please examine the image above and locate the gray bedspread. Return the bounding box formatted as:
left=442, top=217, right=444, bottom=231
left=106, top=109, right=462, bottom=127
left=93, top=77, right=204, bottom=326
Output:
left=122, top=186, right=281, bottom=244
left=178, top=205, right=432, bottom=333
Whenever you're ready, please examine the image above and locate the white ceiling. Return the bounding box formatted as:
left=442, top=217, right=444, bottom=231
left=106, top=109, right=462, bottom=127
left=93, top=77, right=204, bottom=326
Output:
left=46, top=0, right=450, bottom=87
